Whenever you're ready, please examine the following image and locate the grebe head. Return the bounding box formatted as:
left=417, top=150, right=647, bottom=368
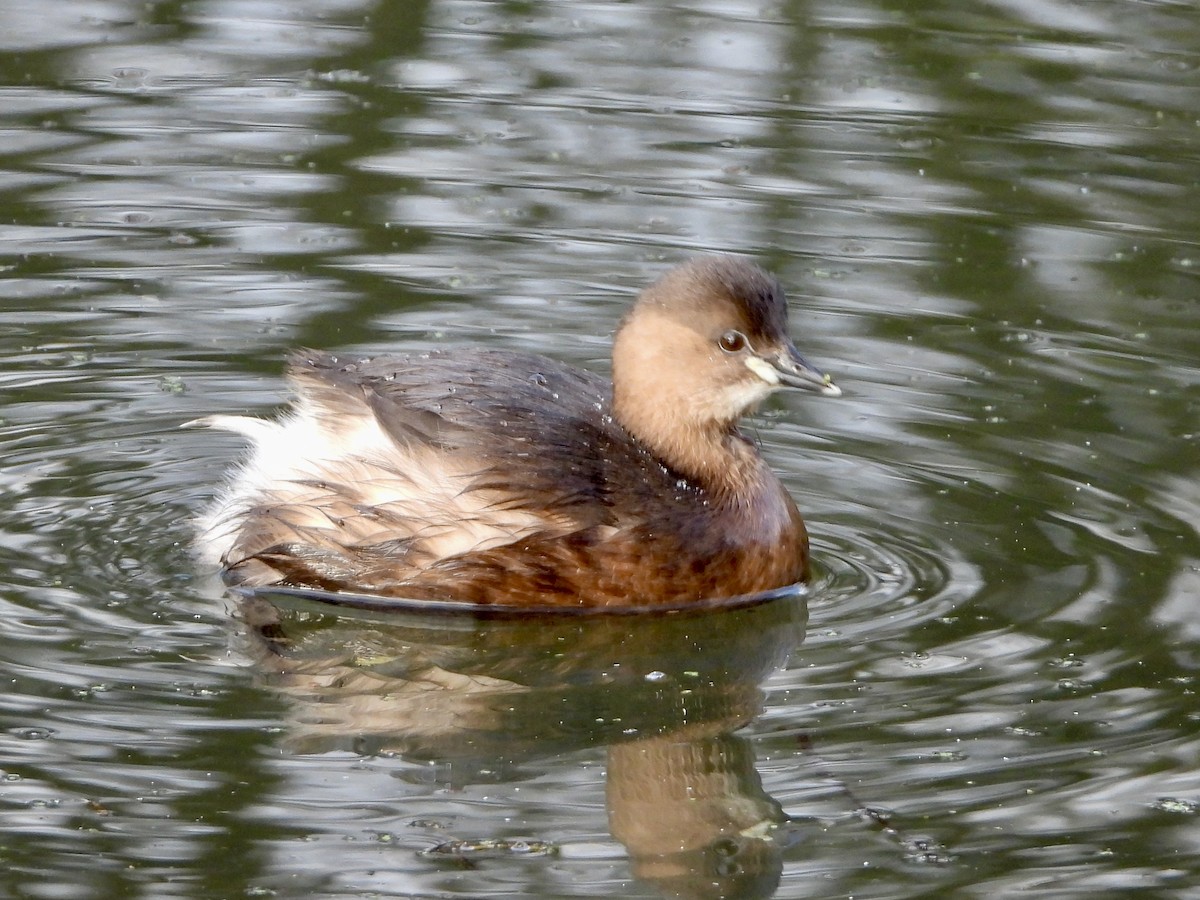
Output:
left=611, top=257, right=839, bottom=473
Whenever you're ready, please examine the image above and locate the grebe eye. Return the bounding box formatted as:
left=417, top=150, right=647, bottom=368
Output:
left=718, top=330, right=747, bottom=353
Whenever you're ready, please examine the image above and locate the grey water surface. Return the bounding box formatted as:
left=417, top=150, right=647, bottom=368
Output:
left=1, top=0, right=1198, bottom=897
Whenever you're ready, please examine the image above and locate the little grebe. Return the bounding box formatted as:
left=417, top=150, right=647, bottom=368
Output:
left=195, top=256, right=840, bottom=608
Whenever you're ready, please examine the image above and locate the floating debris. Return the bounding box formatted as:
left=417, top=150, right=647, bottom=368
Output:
left=420, top=837, right=557, bottom=859
left=1151, top=797, right=1200, bottom=814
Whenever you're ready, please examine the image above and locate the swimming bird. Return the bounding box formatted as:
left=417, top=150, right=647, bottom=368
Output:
left=195, top=256, right=839, bottom=608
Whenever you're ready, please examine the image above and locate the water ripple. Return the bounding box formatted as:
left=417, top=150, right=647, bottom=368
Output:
left=808, top=521, right=980, bottom=645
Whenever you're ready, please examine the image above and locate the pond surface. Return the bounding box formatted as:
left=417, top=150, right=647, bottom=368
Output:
left=2, top=0, right=1198, bottom=897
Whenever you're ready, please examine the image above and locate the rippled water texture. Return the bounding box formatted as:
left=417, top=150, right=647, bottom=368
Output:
left=2, top=0, right=1198, bottom=897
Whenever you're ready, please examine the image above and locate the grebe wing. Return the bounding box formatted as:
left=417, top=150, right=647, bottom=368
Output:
left=286, top=348, right=675, bottom=521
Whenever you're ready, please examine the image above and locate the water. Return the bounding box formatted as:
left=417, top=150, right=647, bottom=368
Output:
left=1, top=0, right=1198, bottom=896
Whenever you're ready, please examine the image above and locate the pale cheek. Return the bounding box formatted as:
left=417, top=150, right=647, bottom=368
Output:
left=703, top=378, right=776, bottom=421
left=743, top=356, right=781, bottom=386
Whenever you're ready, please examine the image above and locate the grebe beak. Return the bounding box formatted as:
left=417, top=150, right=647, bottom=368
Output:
left=767, top=342, right=841, bottom=397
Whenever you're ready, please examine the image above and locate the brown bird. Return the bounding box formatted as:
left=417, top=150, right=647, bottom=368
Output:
left=194, top=256, right=840, bottom=609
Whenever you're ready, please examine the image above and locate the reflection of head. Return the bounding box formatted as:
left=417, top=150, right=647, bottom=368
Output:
left=631, top=836, right=783, bottom=900
left=607, top=733, right=785, bottom=900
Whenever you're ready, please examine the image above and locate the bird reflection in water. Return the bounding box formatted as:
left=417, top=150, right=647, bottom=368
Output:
left=238, top=586, right=808, bottom=899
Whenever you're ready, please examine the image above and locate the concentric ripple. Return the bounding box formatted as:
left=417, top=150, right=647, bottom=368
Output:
left=806, top=518, right=983, bottom=646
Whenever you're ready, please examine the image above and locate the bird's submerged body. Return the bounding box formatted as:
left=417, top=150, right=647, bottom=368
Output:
left=196, top=257, right=839, bottom=609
